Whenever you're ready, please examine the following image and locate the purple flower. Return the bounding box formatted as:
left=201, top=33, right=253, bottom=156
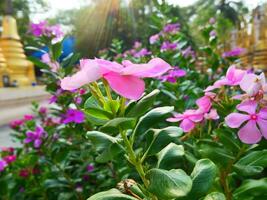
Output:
left=149, top=34, right=160, bottom=44
left=86, top=164, right=94, bottom=172
left=9, top=119, right=24, bottom=128
left=222, top=47, right=246, bottom=58
left=182, top=46, right=195, bottom=58
left=133, top=41, right=142, bottom=49
left=24, top=126, right=45, bottom=148
left=209, top=18, right=216, bottom=25
left=75, top=97, right=82, bottom=104
left=159, top=67, right=186, bottom=83
left=163, top=23, right=180, bottom=34
left=49, top=95, right=57, bottom=104
left=39, top=107, right=47, bottom=114
left=209, top=30, right=217, bottom=37
left=30, top=21, right=47, bottom=37
left=3, top=155, right=16, bottom=164
left=63, top=109, right=85, bottom=124
left=133, top=48, right=151, bottom=58
left=0, top=160, right=7, bottom=172
left=161, top=41, right=177, bottom=51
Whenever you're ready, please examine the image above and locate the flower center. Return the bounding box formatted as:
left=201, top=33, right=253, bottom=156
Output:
left=250, top=114, right=258, bottom=120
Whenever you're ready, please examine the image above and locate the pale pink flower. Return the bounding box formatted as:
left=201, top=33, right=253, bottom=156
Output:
left=149, top=34, right=160, bottom=44
left=225, top=101, right=267, bottom=144
left=205, top=65, right=246, bottom=91
left=196, top=96, right=212, bottom=113
left=204, top=109, right=219, bottom=120
left=167, top=109, right=203, bottom=132
left=61, top=58, right=171, bottom=100
left=41, top=53, right=60, bottom=72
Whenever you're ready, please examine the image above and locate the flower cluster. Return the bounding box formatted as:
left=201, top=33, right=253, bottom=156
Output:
left=0, top=147, right=16, bottom=172
left=30, top=21, right=64, bottom=40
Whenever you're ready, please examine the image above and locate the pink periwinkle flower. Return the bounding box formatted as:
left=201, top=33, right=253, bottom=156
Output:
left=167, top=109, right=203, bottom=132
left=205, top=65, right=246, bottom=92
left=19, top=169, right=30, bottom=178
left=149, top=34, right=160, bottom=44
left=63, top=109, right=85, bottom=124
left=9, top=119, right=24, bottom=129
left=204, top=109, right=219, bottom=120
left=41, top=53, right=60, bottom=72
left=182, top=46, right=195, bottom=59
left=161, top=41, right=177, bottom=52
left=209, top=18, right=216, bottom=24
left=24, top=126, right=45, bottom=148
left=133, top=41, right=142, bottom=49
left=30, top=21, right=47, bottom=37
left=49, top=95, right=57, bottom=104
left=222, top=47, right=246, bottom=58
left=30, top=21, right=63, bottom=40
left=0, top=160, right=7, bottom=172
left=75, top=97, right=82, bottom=104
left=134, top=48, right=151, bottom=58
left=225, top=101, right=267, bottom=144
left=209, top=30, right=217, bottom=37
left=61, top=58, right=171, bottom=100
left=1, top=147, right=14, bottom=153
left=239, top=73, right=267, bottom=97
left=86, top=164, right=94, bottom=172
left=79, top=88, right=87, bottom=95
left=159, top=67, right=186, bottom=83
left=39, top=107, right=47, bottom=114
left=24, top=114, right=34, bottom=121
left=196, top=95, right=212, bottom=113
left=3, top=155, right=16, bottom=164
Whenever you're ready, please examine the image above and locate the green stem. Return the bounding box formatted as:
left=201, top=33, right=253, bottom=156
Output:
left=88, top=84, right=105, bottom=106
left=119, top=97, right=126, bottom=117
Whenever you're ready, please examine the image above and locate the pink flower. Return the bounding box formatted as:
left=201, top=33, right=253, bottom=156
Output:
left=225, top=101, right=267, bottom=144
left=42, top=53, right=60, bottom=72
left=19, top=169, right=30, bottom=178
left=63, top=109, right=85, bottom=124
left=24, top=114, right=34, bottom=121
left=239, top=73, right=267, bottom=97
left=204, top=109, right=219, bottom=120
left=24, top=126, right=45, bottom=148
left=205, top=65, right=246, bottom=91
left=182, top=46, right=195, bottom=58
left=167, top=109, right=203, bottom=132
left=159, top=67, right=186, bottom=83
left=209, top=18, right=216, bottom=24
left=1, top=147, right=14, bottom=153
left=133, top=41, right=142, bottom=49
left=222, top=47, right=246, bottom=58
left=39, top=107, right=47, bottom=114
left=86, top=164, right=94, bottom=172
left=133, top=48, right=151, bottom=58
left=160, top=41, right=177, bottom=52
left=0, top=160, right=7, bottom=172
left=30, top=21, right=47, bottom=37
left=75, top=97, right=82, bottom=104
left=61, top=58, right=171, bottom=100
left=149, top=34, right=160, bottom=44
left=196, top=96, right=212, bottom=113
left=163, top=23, right=180, bottom=34
left=3, top=155, right=16, bottom=164
left=9, top=119, right=24, bottom=129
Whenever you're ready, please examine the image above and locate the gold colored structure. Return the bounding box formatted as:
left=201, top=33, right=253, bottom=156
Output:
left=0, top=46, right=9, bottom=87
left=0, top=15, right=36, bottom=87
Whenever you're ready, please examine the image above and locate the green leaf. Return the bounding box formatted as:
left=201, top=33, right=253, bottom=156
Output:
left=100, top=118, right=136, bottom=134
left=133, top=106, right=174, bottom=136
left=233, top=150, right=267, bottom=176
left=44, top=179, right=69, bottom=189
left=204, top=192, right=226, bottom=200
left=146, top=168, right=192, bottom=199
left=145, top=126, right=183, bottom=156
left=87, top=189, right=138, bottom=200
left=51, top=42, right=62, bottom=60
left=233, top=178, right=267, bottom=200
left=157, top=143, right=184, bottom=169
left=126, top=89, right=160, bottom=117
left=187, top=159, right=217, bottom=199
left=86, top=131, right=122, bottom=163
left=28, top=56, right=50, bottom=69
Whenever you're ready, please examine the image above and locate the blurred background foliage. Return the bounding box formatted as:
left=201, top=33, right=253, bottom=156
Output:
left=0, top=0, right=249, bottom=57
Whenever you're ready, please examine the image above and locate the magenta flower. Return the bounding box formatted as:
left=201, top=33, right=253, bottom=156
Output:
left=205, top=65, right=246, bottom=91
left=61, top=58, right=171, bottom=100
left=133, top=48, right=151, bottom=58
left=24, top=126, right=45, bottom=148
left=159, top=67, right=186, bottom=83
left=3, top=155, right=16, bottom=164
left=9, top=119, right=24, bottom=128
left=225, top=101, right=267, bottom=144
left=24, top=114, right=34, bottom=121
left=63, top=109, right=85, bottom=124
left=86, top=164, right=94, bottom=172
left=163, top=23, right=180, bottom=34
left=30, top=21, right=47, bottom=37
left=1, top=147, right=14, bottom=153
left=74, top=97, right=82, bottom=104
left=149, top=34, right=160, bottom=44
left=222, top=47, right=246, bottom=58
left=196, top=96, right=212, bottom=113
left=182, top=46, right=195, bottom=58
left=19, top=169, right=30, bottom=178
left=41, top=53, right=60, bottom=72
left=239, top=73, right=267, bottom=97
left=160, top=41, right=177, bottom=52
left=39, top=107, right=47, bottom=114
left=0, top=160, right=7, bottom=172
left=167, top=109, right=203, bottom=132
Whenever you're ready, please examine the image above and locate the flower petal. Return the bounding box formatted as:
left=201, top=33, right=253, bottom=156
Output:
left=104, top=72, right=145, bottom=100
left=61, top=60, right=101, bottom=90
left=225, top=113, right=250, bottom=128
left=238, top=121, right=262, bottom=144
left=34, top=139, right=42, bottom=148
left=236, top=100, right=258, bottom=114
left=257, top=119, right=267, bottom=139
left=180, top=119, right=195, bottom=132
left=258, top=107, right=267, bottom=119
left=240, top=73, right=261, bottom=96
left=122, top=58, right=171, bottom=78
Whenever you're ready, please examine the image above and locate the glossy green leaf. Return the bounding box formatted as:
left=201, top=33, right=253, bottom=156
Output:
left=51, top=42, right=62, bottom=60
left=204, top=192, right=226, bottom=200
left=126, top=89, right=160, bottom=117
left=233, top=178, right=267, bottom=200
left=157, top=143, right=184, bottom=169
left=87, top=189, right=138, bottom=200
left=100, top=118, right=136, bottom=134
left=145, top=126, right=183, bottom=156
left=28, top=56, right=50, bottom=69
left=147, top=168, right=192, bottom=199
left=133, top=106, right=174, bottom=136
left=187, top=159, right=217, bottom=198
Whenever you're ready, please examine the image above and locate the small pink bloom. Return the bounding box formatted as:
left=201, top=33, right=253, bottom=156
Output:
left=19, top=169, right=30, bottom=178
left=86, top=164, right=94, bottom=172
left=24, top=114, right=34, bottom=121
left=61, top=58, right=171, bottom=100
left=1, top=147, right=14, bottom=153
left=149, top=34, right=160, bottom=44
left=24, top=126, right=45, bottom=148
left=39, top=107, right=47, bottom=114
left=209, top=18, right=216, bottom=24
left=222, top=47, right=246, bottom=58
left=225, top=101, right=267, bottom=144
left=240, top=73, right=267, bottom=97
left=159, top=67, right=186, bottom=83
left=205, top=65, right=246, bottom=91
left=63, top=109, right=85, bottom=124
left=204, top=109, right=219, bottom=120
left=41, top=53, right=60, bottom=72
left=9, top=119, right=24, bottom=128
left=0, top=160, right=7, bottom=172
left=167, top=109, right=203, bottom=132
left=196, top=96, right=212, bottom=113
left=3, top=155, right=16, bottom=164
